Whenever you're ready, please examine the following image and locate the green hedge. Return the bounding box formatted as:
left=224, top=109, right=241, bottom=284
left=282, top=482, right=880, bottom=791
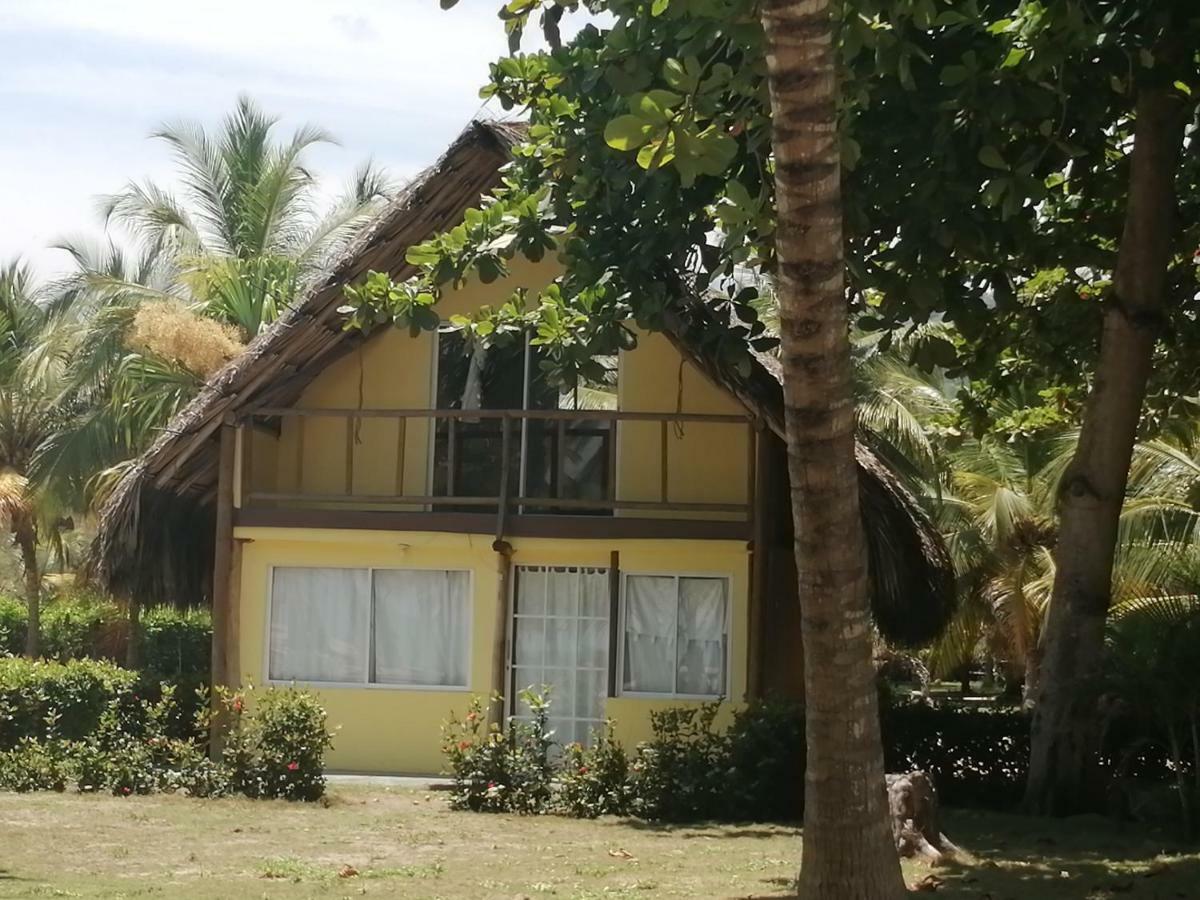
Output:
left=0, top=658, right=140, bottom=748
left=138, top=607, right=211, bottom=679
left=0, top=665, right=334, bottom=802
left=0, top=593, right=210, bottom=680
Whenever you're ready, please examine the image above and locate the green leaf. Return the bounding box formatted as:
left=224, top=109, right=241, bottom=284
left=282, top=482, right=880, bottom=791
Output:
left=650, top=0, right=669, bottom=16
left=1174, top=80, right=1192, bottom=97
left=1001, top=48, right=1027, bottom=69
left=940, top=65, right=969, bottom=87
left=977, top=145, right=1009, bottom=171
left=662, top=58, right=692, bottom=91
left=604, top=115, right=654, bottom=151
left=405, top=244, right=441, bottom=267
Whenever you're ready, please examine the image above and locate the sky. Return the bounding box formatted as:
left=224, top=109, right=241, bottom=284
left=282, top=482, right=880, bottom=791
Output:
left=0, top=0, right=538, bottom=280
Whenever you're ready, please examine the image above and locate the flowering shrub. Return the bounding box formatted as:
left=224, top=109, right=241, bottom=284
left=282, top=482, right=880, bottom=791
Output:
left=442, top=690, right=554, bottom=813
left=557, top=722, right=630, bottom=818
left=222, top=686, right=334, bottom=801
left=0, top=667, right=331, bottom=802
left=0, top=738, right=75, bottom=793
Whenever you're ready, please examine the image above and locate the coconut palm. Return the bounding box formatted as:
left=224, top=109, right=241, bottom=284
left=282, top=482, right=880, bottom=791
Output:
left=0, top=261, right=87, bottom=656
left=40, top=98, right=394, bottom=506
left=97, top=94, right=392, bottom=340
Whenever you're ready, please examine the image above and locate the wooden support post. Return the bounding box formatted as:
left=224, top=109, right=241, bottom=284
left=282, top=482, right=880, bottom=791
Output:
left=607, top=550, right=620, bottom=698
left=344, top=416, right=355, bottom=495
left=496, top=415, right=512, bottom=542
left=660, top=420, right=669, bottom=503
left=489, top=540, right=513, bottom=729
left=747, top=425, right=770, bottom=700
left=210, top=421, right=236, bottom=752
left=556, top=418, right=567, bottom=499
left=447, top=417, right=457, bottom=497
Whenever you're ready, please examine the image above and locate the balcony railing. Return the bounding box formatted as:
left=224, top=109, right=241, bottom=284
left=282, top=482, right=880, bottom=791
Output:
left=237, top=407, right=757, bottom=531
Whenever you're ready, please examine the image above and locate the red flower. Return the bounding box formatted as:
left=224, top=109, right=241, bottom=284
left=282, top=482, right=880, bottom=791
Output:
left=466, top=711, right=477, bottom=722
left=487, top=781, right=496, bottom=789
left=286, top=762, right=299, bottom=771
left=458, top=740, right=471, bottom=751
left=121, top=787, right=131, bottom=795
left=578, top=766, right=589, bottom=775
left=232, top=697, right=244, bottom=713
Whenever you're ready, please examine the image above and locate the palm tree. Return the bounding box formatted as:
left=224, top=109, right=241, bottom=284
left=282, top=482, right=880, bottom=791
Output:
left=0, top=261, right=87, bottom=656
left=760, top=0, right=907, bottom=893
left=43, top=98, right=394, bottom=505
left=927, top=435, right=1058, bottom=701
left=98, top=95, right=392, bottom=340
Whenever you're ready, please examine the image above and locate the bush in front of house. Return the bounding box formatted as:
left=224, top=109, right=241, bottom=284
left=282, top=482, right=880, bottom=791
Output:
left=558, top=722, right=630, bottom=819
left=440, top=693, right=1057, bottom=822
left=222, top=686, right=335, bottom=802
left=441, top=691, right=555, bottom=814
left=0, top=657, right=141, bottom=748
left=0, top=657, right=333, bottom=802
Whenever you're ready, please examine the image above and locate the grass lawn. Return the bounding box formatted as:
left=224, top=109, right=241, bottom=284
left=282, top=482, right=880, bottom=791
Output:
left=0, top=786, right=1197, bottom=899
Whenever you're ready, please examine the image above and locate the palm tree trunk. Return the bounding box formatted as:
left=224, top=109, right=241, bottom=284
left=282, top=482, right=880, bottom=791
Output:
left=15, top=518, right=40, bottom=658
left=1022, top=649, right=1040, bottom=708
left=1025, top=77, right=1187, bottom=816
left=760, top=1, right=905, bottom=896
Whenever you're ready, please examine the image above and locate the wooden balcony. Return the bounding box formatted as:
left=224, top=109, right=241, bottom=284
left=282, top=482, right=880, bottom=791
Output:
left=232, top=407, right=759, bottom=541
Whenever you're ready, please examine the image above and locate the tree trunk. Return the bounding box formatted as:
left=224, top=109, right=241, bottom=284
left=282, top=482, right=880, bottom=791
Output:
left=15, top=517, right=40, bottom=658
left=760, top=1, right=906, bottom=897
left=1022, top=648, right=1040, bottom=709
left=886, top=771, right=959, bottom=865
left=1026, top=78, right=1187, bottom=815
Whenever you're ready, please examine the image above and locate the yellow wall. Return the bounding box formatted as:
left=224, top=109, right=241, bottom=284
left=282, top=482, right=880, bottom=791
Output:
left=241, top=260, right=751, bottom=514
left=616, top=330, right=751, bottom=515
left=234, top=526, right=749, bottom=774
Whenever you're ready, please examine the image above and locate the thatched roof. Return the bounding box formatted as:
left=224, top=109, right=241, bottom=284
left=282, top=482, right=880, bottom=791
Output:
left=94, top=117, right=955, bottom=644
left=661, top=308, right=956, bottom=646
left=94, top=121, right=525, bottom=604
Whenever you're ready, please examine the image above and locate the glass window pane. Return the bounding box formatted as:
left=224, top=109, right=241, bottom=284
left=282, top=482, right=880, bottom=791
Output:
left=515, top=567, right=547, bottom=616
left=622, top=575, right=676, bottom=694
left=677, top=577, right=727, bottom=696
left=269, top=567, right=369, bottom=683
left=372, top=570, right=470, bottom=687
left=545, top=568, right=579, bottom=617
left=544, top=617, right=576, bottom=668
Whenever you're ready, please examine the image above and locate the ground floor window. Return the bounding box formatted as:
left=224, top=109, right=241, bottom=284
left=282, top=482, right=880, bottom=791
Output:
left=268, top=566, right=470, bottom=688
left=621, top=573, right=728, bottom=698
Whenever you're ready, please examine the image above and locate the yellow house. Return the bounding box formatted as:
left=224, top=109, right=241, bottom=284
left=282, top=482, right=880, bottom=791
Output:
left=95, top=121, right=953, bottom=775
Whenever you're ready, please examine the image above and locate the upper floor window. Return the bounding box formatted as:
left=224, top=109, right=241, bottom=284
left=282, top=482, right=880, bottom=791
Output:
left=433, top=328, right=616, bottom=509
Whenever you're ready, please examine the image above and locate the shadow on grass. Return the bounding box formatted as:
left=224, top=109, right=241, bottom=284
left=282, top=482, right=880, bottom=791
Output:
left=610, top=819, right=801, bottom=840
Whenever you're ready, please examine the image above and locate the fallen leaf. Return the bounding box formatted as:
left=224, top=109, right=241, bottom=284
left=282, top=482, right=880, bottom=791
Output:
left=608, top=848, right=636, bottom=860
left=338, top=865, right=359, bottom=878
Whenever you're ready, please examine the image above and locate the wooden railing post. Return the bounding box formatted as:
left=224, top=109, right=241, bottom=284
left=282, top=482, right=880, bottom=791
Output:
left=496, top=414, right=512, bottom=542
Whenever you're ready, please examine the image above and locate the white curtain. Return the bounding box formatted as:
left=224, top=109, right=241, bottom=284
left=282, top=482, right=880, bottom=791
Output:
left=269, top=567, right=369, bottom=683
left=373, top=570, right=470, bottom=687
left=622, top=575, right=676, bottom=693
left=676, top=577, right=727, bottom=696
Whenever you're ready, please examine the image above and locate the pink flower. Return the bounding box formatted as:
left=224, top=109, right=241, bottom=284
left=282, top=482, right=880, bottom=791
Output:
left=458, top=740, right=471, bottom=751
left=286, top=762, right=299, bottom=772
left=578, top=766, right=589, bottom=775
left=121, top=787, right=131, bottom=795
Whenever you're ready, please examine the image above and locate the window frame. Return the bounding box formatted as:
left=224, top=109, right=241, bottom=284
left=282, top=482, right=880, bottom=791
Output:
left=616, top=570, right=731, bottom=700
left=263, top=564, right=474, bottom=692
